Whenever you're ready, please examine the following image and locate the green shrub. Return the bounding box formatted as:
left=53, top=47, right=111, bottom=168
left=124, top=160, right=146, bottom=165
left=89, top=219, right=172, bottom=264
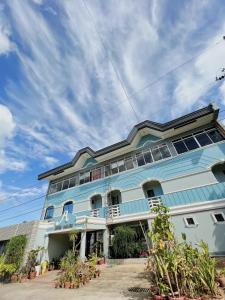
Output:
left=112, top=226, right=137, bottom=258
left=5, top=235, right=27, bottom=270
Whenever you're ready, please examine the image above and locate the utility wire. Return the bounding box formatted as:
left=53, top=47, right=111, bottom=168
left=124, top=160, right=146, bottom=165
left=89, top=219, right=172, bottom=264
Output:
left=82, top=0, right=139, bottom=122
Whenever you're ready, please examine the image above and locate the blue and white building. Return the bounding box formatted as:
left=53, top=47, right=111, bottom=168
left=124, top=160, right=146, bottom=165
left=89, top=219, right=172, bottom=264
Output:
left=38, top=104, right=225, bottom=259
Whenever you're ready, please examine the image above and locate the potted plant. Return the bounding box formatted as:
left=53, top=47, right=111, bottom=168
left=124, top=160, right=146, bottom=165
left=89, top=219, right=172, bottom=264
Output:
left=216, top=268, right=225, bottom=288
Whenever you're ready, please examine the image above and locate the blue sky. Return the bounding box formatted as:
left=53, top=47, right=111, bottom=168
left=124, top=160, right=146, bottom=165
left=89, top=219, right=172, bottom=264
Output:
left=1, top=0, right=225, bottom=227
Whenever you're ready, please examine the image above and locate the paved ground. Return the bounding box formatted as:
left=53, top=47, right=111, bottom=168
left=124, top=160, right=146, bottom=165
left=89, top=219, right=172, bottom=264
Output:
left=0, top=263, right=151, bottom=300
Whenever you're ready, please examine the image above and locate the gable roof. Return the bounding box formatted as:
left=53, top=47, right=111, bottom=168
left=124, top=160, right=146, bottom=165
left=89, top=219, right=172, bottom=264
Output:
left=38, top=104, right=219, bottom=180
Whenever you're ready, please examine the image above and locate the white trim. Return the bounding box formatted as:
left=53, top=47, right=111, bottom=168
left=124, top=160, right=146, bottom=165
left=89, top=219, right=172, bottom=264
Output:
left=183, top=216, right=198, bottom=228
left=211, top=211, right=225, bottom=224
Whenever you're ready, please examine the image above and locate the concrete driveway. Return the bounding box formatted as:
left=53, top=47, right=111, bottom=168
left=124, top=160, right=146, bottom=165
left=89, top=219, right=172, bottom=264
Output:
left=0, top=263, right=150, bottom=300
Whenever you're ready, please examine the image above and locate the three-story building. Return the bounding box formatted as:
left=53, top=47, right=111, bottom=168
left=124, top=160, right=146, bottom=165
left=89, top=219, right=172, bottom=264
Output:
left=38, top=104, right=225, bottom=260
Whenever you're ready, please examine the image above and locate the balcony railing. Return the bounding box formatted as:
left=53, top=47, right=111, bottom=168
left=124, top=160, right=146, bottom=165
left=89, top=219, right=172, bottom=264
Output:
left=107, top=204, right=120, bottom=218
left=148, top=196, right=162, bottom=209
left=90, top=208, right=100, bottom=217
left=45, top=182, right=225, bottom=225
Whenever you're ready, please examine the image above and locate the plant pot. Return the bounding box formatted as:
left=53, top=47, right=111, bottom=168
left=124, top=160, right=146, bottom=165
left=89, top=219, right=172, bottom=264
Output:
left=154, top=295, right=165, bottom=300
left=64, top=281, right=71, bottom=289
left=218, top=276, right=225, bottom=287
left=19, top=275, right=28, bottom=283
left=98, top=258, right=104, bottom=265
left=29, top=271, right=36, bottom=279
left=35, top=265, right=41, bottom=277
left=11, top=274, right=18, bottom=283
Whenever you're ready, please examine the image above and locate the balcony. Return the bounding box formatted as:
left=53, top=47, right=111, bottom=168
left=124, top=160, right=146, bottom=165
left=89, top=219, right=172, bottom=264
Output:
left=105, top=181, right=225, bottom=219
left=45, top=181, right=225, bottom=225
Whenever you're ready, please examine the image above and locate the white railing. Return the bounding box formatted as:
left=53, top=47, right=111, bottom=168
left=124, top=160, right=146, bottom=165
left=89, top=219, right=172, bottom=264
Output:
left=107, top=204, right=120, bottom=218
left=90, top=208, right=100, bottom=217
left=148, top=196, right=162, bottom=209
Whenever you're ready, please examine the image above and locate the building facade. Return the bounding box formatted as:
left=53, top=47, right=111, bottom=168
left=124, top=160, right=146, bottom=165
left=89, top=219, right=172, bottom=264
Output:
left=38, top=104, right=225, bottom=260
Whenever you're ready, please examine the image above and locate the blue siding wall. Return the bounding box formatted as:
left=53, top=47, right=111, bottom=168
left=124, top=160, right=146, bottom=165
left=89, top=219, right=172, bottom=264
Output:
left=45, top=143, right=225, bottom=216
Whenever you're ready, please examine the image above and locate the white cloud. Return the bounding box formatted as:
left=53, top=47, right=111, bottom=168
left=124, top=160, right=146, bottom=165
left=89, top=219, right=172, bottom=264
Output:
left=0, top=4, right=14, bottom=55
left=0, top=104, right=16, bottom=146
left=44, top=156, right=58, bottom=167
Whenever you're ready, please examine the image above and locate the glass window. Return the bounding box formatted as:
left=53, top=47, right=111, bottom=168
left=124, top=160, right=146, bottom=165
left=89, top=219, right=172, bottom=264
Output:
left=143, top=150, right=153, bottom=164
left=159, top=145, right=171, bottom=159
left=124, top=157, right=134, bottom=170
left=118, top=160, right=126, bottom=172
left=214, top=213, right=225, bottom=223
left=186, top=217, right=195, bottom=226
left=91, top=168, right=102, bottom=181
left=56, top=182, right=62, bottom=192
left=79, top=172, right=90, bottom=185
left=173, top=140, right=188, bottom=154
left=63, top=201, right=73, bottom=214
left=136, top=153, right=145, bottom=166
left=195, top=132, right=212, bottom=146
left=184, top=136, right=199, bottom=151
left=62, top=180, right=69, bottom=190
left=208, top=129, right=224, bottom=143
left=111, top=162, right=118, bottom=174
left=69, top=177, right=77, bottom=188
left=104, top=165, right=111, bottom=177
left=152, top=147, right=162, bottom=161
left=44, top=206, right=54, bottom=219
left=49, top=184, right=57, bottom=194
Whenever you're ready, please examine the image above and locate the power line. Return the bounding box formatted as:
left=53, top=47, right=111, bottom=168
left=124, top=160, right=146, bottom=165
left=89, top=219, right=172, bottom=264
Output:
left=82, top=0, right=139, bottom=122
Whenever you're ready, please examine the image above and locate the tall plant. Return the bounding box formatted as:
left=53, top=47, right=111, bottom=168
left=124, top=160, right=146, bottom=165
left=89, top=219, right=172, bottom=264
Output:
left=5, top=235, right=27, bottom=270
left=148, top=204, right=218, bottom=298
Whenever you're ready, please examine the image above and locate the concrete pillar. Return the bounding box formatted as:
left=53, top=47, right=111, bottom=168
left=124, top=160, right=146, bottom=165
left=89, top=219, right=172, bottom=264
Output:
left=43, top=234, right=49, bottom=261
left=79, top=231, right=87, bottom=260
left=103, top=228, right=109, bottom=258
left=147, top=219, right=153, bottom=250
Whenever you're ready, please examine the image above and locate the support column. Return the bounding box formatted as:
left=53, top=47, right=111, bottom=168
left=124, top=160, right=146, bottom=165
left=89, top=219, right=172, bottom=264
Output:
left=103, top=228, right=109, bottom=259
left=79, top=231, right=87, bottom=260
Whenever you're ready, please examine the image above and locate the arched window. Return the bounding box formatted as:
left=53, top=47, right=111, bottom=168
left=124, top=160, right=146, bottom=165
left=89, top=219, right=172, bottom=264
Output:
left=107, top=190, right=121, bottom=206
left=211, top=162, right=225, bottom=183
left=44, top=206, right=54, bottom=219
left=63, top=201, right=73, bottom=214
left=91, top=195, right=102, bottom=209
left=142, top=180, right=163, bottom=198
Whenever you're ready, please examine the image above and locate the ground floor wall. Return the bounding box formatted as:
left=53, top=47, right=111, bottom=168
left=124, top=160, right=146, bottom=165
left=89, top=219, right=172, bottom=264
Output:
left=147, top=207, right=225, bottom=256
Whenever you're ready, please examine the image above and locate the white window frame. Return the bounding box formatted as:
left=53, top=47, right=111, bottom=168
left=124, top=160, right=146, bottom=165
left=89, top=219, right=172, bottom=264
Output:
left=184, top=216, right=198, bottom=228
left=212, top=212, right=225, bottom=224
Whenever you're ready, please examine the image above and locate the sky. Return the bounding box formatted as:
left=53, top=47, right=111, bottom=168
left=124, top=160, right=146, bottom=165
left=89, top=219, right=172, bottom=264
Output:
left=0, top=0, right=225, bottom=227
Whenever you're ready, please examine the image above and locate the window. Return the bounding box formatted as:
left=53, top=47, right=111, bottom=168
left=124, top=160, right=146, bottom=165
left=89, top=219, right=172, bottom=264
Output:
left=56, top=182, right=62, bottom=192
left=63, top=201, right=73, bottom=214
left=111, top=162, right=119, bottom=174
left=183, top=136, right=199, bottom=150
left=124, top=157, right=134, bottom=170
left=147, top=189, right=155, bottom=198
left=62, top=179, right=69, bottom=190
left=118, top=160, right=126, bottom=172
left=136, top=152, right=145, bottom=166
left=208, top=129, right=224, bottom=143
left=143, top=150, right=153, bottom=164
left=104, top=165, right=111, bottom=177
left=173, top=140, right=188, bottom=154
left=49, top=183, right=57, bottom=194
left=195, top=132, right=212, bottom=147
left=69, top=177, right=77, bottom=188
left=184, top=216, right=197, bottom=227
left=212, top=212, right=225, bottom=223
left=44, top=206, right=54, bottom=219
left=159, top=144, right=171, bottom=159
left=79, top=171, right=90, bottom=185
left=152, top=147, right=162, bottom=161
left=91, top=168, right=102, bottom=181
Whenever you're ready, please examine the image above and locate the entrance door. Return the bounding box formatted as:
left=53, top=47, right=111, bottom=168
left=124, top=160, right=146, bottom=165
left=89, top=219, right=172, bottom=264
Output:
left=147, top=189, right=155, bottom=198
